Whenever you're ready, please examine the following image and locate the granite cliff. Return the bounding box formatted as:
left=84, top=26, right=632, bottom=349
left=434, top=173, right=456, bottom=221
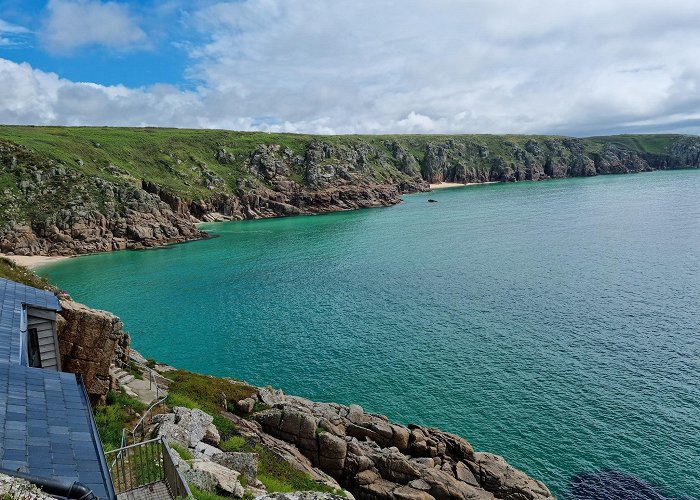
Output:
left=0, top=127, right=699, bottom=256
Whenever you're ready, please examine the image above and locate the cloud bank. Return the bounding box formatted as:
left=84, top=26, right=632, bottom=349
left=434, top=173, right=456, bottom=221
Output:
left=1, top=0, right=700, bottom=135
left=41, top=0, right=146, bottom=53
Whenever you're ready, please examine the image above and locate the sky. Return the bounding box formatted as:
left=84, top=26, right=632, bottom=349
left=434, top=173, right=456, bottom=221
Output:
left=0, top=0, right=699, bottom=136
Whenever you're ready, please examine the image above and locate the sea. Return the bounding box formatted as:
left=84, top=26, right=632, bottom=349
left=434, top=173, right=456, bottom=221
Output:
left=41, top=169, right=700, bottom=499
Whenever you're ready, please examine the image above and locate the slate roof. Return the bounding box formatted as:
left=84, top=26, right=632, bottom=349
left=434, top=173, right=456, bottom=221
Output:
left=0, top=278, right=115, bottom=500
left=0, top=278, right=60, bottom=366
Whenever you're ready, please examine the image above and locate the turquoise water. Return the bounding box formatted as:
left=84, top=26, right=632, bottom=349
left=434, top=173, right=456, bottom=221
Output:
left=42, top=171, right=700, bottom=498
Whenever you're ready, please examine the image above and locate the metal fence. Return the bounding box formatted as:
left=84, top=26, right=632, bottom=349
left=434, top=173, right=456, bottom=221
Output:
left=105, top=437, right=191, bottom=498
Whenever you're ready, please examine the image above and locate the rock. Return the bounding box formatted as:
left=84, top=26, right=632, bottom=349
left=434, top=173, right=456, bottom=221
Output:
left=359, top=478, right=400, bottom=499
left=156, top=407, right=214, bottom=448
left=377, top=454, right=421, bottom=484
left=57, top=300, right=130, bottom=401
left=390, top=425, right=410, bottom=451
left=255, top=494, right=347, bottom=500
left=204, top=423, right=221, bottom=445
left=455, top=461, right=479, bottom=487
left=211, top=452, right=259, bottom=485
left=393, top=485, right=436, bottom=500
left=188, top=460, right=245, bottom=497
left=0, top=473, right=54, bottom=500
left=236, top=397, right=256, bottom=414
left=259, top=386, right=287, bottom=406
left=355, top=469, right=380, bottom=486
left=472, top=453, right=552, bottom=499
left=194, top=441, right=222, bottom=459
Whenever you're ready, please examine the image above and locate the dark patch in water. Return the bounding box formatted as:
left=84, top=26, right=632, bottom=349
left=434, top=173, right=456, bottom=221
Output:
left=565, top=471, right=697, bottom=500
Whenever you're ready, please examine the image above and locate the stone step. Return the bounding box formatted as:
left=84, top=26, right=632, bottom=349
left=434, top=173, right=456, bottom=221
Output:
left=118, top=373, right=135, bottom=385
left=123, top=386, right=138, bottom=399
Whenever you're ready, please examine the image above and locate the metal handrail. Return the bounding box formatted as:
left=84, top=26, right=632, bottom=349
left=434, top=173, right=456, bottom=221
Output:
left=104, top=437, right=191, bottom=498
left=131, top=394, right=168, bottom=443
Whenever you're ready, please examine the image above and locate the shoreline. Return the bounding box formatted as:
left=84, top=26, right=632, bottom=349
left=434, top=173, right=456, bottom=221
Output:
left=430, top=181, right=498, bottom=189
left=0, top=254, right=71, bottom=269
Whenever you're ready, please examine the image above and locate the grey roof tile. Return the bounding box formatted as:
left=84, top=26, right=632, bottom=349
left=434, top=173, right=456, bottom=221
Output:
left=0, top=279, right=114, bottom=499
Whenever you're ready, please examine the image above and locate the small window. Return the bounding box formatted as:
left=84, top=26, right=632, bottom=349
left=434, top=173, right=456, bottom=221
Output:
left=27, top=327, right=42, bottom=368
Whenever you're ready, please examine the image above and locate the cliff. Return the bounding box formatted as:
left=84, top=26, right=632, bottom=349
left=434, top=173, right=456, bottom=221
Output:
left=0, top=127, right=699, bottom=256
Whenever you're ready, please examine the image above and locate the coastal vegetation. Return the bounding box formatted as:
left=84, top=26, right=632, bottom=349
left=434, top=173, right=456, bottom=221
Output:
left=94, top=389, right=146, bottom=451
left=0, top=257, right=53, bottom=289
left=0, top=125, right=698, bottom=257
left=162, top=370, right=341, bottom=496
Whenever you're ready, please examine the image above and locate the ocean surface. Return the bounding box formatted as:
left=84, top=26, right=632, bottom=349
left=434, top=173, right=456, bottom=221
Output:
left=41, top=170, right=700, bottom=499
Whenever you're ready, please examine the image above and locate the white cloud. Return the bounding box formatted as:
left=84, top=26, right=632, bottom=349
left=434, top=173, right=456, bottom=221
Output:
left=0, top=18, right=30, bottom=46
left=0, top=19, right=29, bottom=34
left=41, top=0, right=146, bottom=54
left=3, top=0, right=700, bottom=135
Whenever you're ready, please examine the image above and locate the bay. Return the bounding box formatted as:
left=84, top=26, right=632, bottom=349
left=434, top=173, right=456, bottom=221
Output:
left=42, top=170, right=700, bottom=498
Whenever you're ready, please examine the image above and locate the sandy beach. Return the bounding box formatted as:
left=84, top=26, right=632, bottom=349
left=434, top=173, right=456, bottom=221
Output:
left=429, top=181, right=498, bottom=189
left=0, top=254, right=70, bottom=269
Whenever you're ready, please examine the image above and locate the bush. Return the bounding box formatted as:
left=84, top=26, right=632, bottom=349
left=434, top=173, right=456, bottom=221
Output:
left=94, top=390, right=146, bottom=451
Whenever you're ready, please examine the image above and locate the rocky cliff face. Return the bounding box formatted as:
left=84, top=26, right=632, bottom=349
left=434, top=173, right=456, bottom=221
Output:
left=216, top=387, right=552, bottom=500
left=0, top=142, right=204, bottom=256
left=56, top=299, right=129, bottom=401
left=1, top=133, right=699, bottom=256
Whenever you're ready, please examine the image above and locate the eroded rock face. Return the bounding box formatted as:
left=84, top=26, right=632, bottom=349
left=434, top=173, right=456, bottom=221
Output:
left=3, top=135, right=700, bottom=256
left=247, top=392, right=553, bottom=500
left=56, top=299, right=129, bottom=401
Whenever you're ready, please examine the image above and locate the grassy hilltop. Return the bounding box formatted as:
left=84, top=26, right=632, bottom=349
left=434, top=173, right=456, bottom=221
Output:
left=0, top=126, right=697, bottom=256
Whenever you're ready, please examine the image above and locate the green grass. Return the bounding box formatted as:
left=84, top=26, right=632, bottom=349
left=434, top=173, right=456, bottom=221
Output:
left=170, top=442, right=193, bottom=461
left=0, top=258, right=55, bottom=290
left=95, top=390, right=146, bottom=451
left=165, top=370, right=256, bottom=439
left=189, top=484, right=236, bottom=500
left=219, top=435, right=247, bottom=452
left=0, top=126, right=695, bottom=236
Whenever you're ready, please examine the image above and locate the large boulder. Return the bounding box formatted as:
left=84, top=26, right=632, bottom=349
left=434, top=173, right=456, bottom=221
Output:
left=155, top=407, right=215, bottom=448
left=471, top=453, right=551, bottom=499
left=185, top=460, right=245, bottom=497
left=211, top=452, right=259, bottom=485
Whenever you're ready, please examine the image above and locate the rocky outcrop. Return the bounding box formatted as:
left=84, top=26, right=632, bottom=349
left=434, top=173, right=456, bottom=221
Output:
left=154, top=406, right=221, bottom=448
left=223, top=388, right=553, bottom=500
left=0, top=473, right=53, bottom=500
left=55, top=299, right=129, bottom=401
left=2, top=133, right=699, bottom=257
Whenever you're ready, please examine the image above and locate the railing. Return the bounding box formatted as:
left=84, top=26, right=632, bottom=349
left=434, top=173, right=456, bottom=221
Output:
left=114, top=346, right=173, bottom=388
left=130, top=394, right=168, bottom=443
left=105, top=437, right=191, bottom=498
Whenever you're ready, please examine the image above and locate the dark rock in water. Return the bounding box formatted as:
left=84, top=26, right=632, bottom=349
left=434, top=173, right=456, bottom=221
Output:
left=428, top=199, right=438, bottom=203
left=566, top=470, right=695, bottom=500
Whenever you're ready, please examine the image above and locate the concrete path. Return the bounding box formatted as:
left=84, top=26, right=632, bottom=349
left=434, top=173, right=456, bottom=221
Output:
left=110, top=365, right=162, bottom=405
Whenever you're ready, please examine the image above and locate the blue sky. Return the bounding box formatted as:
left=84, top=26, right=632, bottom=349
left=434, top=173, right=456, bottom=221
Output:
left=0, top=0, right=192, bottom=86
left=0, top=0, right=699, bottom=135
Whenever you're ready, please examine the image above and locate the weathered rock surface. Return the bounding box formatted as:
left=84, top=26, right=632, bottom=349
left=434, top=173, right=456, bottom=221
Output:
left=256, top=494, right=348, bottom=500
left=56, top=299, right=129, bottom=401
left=154, top=406, right=215, bottom=448
left=186, top=460, right=245, bottom=497
left=239, top=390, right=553, bottom=500
left=3, top=134, right=698, bottom=257
left=0, top=473, right=53, bottom=500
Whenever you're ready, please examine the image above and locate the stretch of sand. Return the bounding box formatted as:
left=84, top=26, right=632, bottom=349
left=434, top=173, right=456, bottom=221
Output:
left=430, top=181, right=498, bottom=189
left=1, top=254, right=70, bottom=269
